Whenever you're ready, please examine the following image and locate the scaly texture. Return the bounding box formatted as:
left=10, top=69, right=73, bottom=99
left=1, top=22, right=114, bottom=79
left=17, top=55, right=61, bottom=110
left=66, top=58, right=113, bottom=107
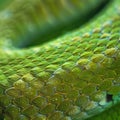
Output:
left=0, top=0, right=120, bottom=120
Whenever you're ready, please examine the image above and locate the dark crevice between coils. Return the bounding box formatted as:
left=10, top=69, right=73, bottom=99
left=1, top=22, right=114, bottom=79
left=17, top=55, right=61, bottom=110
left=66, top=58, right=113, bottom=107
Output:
left=17, top=0, right=112, bottom=49
left=0, top=108, right=4, bottom=120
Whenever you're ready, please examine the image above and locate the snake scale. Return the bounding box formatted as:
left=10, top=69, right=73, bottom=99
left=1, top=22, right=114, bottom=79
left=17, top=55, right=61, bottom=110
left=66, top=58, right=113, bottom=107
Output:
left=0, top=0, right=120, bottom=120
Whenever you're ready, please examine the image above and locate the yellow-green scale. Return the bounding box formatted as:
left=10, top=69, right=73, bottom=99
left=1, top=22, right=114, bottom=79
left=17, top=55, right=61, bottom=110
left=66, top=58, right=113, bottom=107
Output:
left=0, top=0, right=120, bottom=120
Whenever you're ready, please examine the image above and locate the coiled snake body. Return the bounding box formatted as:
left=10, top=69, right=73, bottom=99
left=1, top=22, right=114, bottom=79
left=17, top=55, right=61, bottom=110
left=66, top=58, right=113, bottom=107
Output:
left=0, top=0, right=120, bottom=120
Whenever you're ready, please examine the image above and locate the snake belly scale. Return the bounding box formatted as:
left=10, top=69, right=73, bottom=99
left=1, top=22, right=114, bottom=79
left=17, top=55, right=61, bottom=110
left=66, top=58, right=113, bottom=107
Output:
left=0, top=0, right=120, bottom=120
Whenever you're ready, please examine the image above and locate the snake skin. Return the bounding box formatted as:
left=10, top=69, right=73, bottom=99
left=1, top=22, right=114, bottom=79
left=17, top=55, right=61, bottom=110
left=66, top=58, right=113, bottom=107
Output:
left=0, top=0, right=120, bottom=120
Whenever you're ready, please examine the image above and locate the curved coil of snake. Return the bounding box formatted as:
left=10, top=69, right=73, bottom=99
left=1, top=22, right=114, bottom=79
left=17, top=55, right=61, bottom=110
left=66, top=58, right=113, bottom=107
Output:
left=0, top=0, right=120, bottom=120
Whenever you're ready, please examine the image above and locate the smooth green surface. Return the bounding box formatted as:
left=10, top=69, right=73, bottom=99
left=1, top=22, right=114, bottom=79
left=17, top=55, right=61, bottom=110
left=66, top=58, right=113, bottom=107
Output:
left=0, top=0, right=120, bottom=120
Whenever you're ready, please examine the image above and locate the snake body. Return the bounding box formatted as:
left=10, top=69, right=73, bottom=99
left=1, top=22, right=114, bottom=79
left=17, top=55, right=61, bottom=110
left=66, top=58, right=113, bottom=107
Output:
left=0, top=0, right=120, bottom=120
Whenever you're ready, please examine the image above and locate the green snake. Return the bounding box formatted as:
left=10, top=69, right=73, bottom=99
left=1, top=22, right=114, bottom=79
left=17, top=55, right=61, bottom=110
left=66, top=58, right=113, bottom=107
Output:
left=0, top=0, right=120, bottom=120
